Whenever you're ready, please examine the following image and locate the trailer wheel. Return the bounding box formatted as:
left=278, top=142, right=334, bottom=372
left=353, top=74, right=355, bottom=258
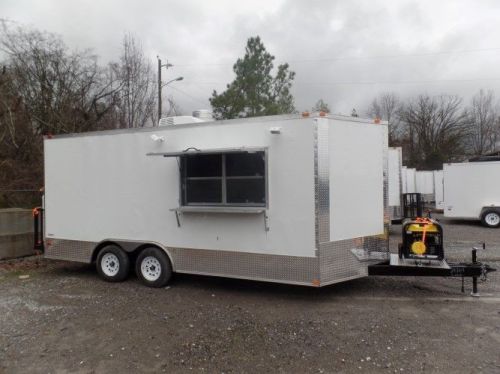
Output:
left=96, top=245, right=130, bottom=282
left=481, top=209, right=500, bottom=228
left=136, top=247, right=172, bottom=288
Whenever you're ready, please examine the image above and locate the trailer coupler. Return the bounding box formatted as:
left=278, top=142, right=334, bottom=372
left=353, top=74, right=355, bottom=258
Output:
left=368, top=246, right=496, bottom=296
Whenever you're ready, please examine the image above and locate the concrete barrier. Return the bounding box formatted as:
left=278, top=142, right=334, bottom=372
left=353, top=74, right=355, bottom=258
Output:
left=0, top=208, right=35, bottom=260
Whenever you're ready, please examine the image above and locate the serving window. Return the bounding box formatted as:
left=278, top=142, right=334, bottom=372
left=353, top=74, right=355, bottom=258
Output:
left=181, top=151, right=266, bottom=207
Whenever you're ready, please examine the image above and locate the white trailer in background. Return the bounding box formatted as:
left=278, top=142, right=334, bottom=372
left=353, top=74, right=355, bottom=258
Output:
left=443, top=161, right=500, bottom=228
left=415, top=171, right=435, bottom=203
left=401, top=166, right=408, bottom=193
left=405, top=168, right=417, bottom=193
left=388, top=147, right=403, bottom=220
left=433, top=170, right=444, bottom=210
left=43, top=114, right=389, bottom=287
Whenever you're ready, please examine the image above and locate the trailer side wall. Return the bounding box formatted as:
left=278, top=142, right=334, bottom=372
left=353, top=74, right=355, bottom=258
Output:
left=45, top=118, right=316, bottom=259
left=329, top=122, right=385, bottom=240
left=444, top=162, right=500, bottom=219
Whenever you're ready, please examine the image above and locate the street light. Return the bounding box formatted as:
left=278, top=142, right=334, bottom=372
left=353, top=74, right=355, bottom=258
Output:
left=162, top=76, right=183, bottom=88
left=157, top=56, right=183, bottom=121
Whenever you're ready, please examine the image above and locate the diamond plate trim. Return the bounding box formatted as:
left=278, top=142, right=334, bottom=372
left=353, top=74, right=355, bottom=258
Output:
left=45, top=238, right=96, bottom=263
left=314, top=118, right=330, bottom=247
left=170, top=247, right=318, bottom=285
left=381, top=124, right=390, bottom=253
left=397, top=147, right=403, bottom=219
left=44, top=238, right=320, bottom=285
left=318, top=234, right=389, bottom=284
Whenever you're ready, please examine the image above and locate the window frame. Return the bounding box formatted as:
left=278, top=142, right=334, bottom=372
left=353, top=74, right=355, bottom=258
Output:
left=180, top=150, right=268, bottom=208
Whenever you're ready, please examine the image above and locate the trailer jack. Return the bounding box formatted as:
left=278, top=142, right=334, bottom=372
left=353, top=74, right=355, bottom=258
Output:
left=33, top=207, right=44, bottom=253
left=368, top=244, right=496, bottom=296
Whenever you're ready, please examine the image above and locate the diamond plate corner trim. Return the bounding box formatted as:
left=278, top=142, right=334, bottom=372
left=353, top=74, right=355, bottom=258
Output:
left=318, top=234, right=390, bottom=284
left=397, top=147, right=403, bottom=220
left=45, top=238, right=96, bottom=263
left=381, top=125, right=390, bottom=253
left=314, top=118, right=330, bottom=248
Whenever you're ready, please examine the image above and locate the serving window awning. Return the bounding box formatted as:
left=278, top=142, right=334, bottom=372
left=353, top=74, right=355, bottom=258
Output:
left=146, top=147, right=265, bottom=157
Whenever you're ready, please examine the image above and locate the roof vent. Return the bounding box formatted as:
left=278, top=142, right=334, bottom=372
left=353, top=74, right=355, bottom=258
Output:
left=192, top=109, right=214, bottom=120
left=158, top=116, right=207, bottom=126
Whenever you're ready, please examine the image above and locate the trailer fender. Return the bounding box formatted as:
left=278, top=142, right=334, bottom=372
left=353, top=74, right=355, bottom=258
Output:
left=91, top=240, right=176, bottom=271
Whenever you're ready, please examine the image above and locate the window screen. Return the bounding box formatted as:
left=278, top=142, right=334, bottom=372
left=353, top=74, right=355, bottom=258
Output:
left=181, top=151, right=266, bottom=206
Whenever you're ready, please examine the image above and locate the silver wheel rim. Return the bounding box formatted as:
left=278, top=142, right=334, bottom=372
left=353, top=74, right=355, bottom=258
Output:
left=101, top=253, right=120, bottom=277
left=485, top=213, right=500, bottom=226
left=141, top=256, right=162, bottom=282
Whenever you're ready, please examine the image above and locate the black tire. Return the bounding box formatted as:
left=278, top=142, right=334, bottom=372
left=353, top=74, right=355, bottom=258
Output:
left=96, top=245, right=130, bottom=282
left=481, top=209, right=500, bottom=228
left=135, top=247, right=172, bottom=288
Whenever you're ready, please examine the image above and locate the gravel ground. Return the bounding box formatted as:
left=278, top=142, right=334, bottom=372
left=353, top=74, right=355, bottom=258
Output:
left=1, top=217, right=499, bottom=374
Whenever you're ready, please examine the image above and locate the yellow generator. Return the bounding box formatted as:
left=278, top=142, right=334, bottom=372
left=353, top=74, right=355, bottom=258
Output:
left=399, top=218, right=444, bottom=260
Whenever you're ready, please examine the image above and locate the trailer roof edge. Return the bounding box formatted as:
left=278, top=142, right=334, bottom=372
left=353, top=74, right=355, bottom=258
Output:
left=45, top=113, right=388, bottom=140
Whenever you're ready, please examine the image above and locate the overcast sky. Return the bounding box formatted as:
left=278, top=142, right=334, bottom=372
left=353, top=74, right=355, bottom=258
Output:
left=2, top=0, right=500, bottom=116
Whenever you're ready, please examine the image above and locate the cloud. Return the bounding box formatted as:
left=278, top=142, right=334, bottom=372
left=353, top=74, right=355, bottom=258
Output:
left=2, top=0, right=500, bottom=115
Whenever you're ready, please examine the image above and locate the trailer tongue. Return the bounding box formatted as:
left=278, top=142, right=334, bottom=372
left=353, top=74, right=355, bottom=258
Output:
left=368, top=237, right=496, bottom=297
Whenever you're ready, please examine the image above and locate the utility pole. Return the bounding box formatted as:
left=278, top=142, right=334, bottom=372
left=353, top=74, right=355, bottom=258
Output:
left=157, top=57, right=162, bottom=122
left=157, top=56, right=174, bottom=122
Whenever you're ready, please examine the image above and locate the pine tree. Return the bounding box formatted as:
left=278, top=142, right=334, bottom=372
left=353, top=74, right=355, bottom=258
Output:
left=210, top=36, right=295, bottom=119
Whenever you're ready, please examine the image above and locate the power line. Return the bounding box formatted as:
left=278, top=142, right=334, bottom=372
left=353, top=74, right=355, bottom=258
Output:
left=181, top=77, right=500, bottom=87
left=168, top=85, right=209, bottom=106
left=174, top=47, right=500, bottom=67
left=293, top=77, right=500, bottom=86
left=286, top=47, right=500, bottom=64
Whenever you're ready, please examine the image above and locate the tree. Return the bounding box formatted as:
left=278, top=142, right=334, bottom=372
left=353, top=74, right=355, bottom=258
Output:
left=0, top=65, right=41, bottom=194
left=0, top=21, right=120, bottom=204
left=465, top=89, right=499, bottom=156
left=399, top=94, right=468, bottom=169
left=165, top=95, right=182, bottom=116
left=0, top=21, right=119, bottom=136
left=366, top=92, right=401, bottom=144
left=312, top=99, right=330, bottom=113
left=114, top=34, right=157, bottom=128
left=209, top=36, right=295, bottom=119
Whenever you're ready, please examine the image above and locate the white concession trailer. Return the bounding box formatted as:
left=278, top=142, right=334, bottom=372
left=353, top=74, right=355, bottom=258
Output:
left=388, top=147, right=403, bottom=220
left=405, top=168, right=417, bottom=193
left=433, top=170, right=444, bottom=210
left=415, top=170, right=435, bottom=203
left=443, top=161, right=500, bottom=227
left=43, top=114, right=390, bottom=287
left=401, top=166, right=408, bottom=193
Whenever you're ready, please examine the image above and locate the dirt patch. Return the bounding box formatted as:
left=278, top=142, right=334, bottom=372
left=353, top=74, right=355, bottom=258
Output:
left=0, top=222, right=499, bottom=373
